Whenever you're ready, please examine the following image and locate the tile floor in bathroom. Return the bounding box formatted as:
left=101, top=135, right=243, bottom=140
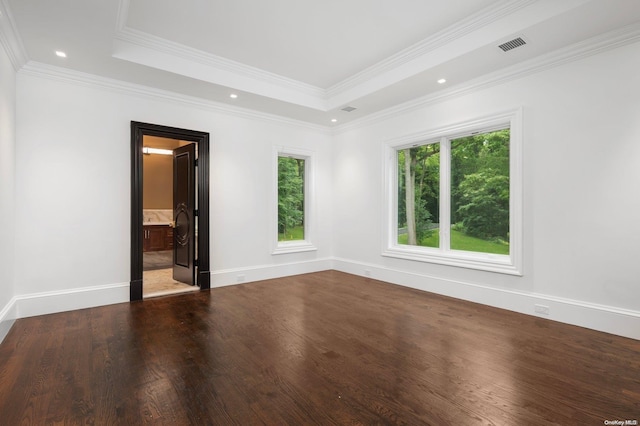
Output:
left=143, top=268, right=199, bottom=298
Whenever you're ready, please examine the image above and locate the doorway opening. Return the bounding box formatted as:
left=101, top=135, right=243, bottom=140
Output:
left=142, top=136, right=197, bottom=298
left=130, top=122, right=210, bottom=301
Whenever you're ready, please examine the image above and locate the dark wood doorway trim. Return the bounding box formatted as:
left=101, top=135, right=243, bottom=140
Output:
left=130, top=121, right=211, bottom=301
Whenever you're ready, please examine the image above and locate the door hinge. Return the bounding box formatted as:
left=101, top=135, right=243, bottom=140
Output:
left=194, top=209, right=199, bottom=217
left=194, top=158, right=198, bottom=167
left=194, top=259, right=199, bottom=267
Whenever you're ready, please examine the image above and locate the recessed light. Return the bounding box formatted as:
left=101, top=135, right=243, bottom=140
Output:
left=437, top=78, right=446, bottom=84
left=229, top=93, right=238, bottom=99
left=331, top=119, right=337, bottom=123
left=55, top=51, right=67, bottom=58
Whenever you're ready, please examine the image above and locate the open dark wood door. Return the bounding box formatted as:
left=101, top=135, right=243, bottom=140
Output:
left=131, top=121, right=210, bottom=301
left=173, top=144, right=196, bottom=285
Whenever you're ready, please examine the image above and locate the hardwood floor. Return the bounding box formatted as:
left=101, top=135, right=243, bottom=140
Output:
left=0, top=271, right=638, bottom=425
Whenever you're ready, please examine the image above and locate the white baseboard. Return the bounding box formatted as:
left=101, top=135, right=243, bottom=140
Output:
left=0, top=297, right=17, bottom=343
left=15, top=282, right=130, bottom=320
left=1, top=257, right=637, bottom=346
left=332, top=257, right=640, bottom=340
left=211, top=257, right=333, bottom=287
left=0, top=258, right=332, bottom=344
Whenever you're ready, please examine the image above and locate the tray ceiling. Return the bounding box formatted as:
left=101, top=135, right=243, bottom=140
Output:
left=4, top=0, right=640, bottom=126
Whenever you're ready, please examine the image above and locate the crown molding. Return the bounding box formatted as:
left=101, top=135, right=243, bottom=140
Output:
left=15, top=18, right=640, bottom=138
left=334, top=22, right=640, bottom=134
left=112, top=25, right=329, bottom=110
left=115, top=0, right=130, bottom=31
left=112, top=0, right=543, bottom=112
left=114, top=27, right=326, bottom=100
left=325, top=0, right=536, bottom=98
left=0, top=0, right=28, bottom=71
left=114, top=0, right=325, bottom=103
left=18, top=61, right=332, bottom=134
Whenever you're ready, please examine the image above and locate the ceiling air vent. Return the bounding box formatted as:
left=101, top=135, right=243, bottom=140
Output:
left=498, top=37, right=526, bottom=52
left=341, top=106, right=357, bottom=112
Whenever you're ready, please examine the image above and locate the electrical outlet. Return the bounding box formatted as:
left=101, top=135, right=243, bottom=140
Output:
left=237, top=274, right=245, bottom=283
left=364, top=269, right=371, bottom=277
left=534, top=304, right=550, bottom=315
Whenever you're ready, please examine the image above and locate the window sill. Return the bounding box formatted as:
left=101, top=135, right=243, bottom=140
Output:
left=272, top=241, right=317, bottom=255
left=382, top=245, right=522, bottom=276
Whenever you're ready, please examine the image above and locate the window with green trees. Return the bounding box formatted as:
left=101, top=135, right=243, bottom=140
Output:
left=278, top=156, right=305, bottom=241
left=385, top=108, right=522, bottom=275
left=397, top=129, right=510, bottom=255
left=450, top=130, right=510, bottom=253
left=273, top=147, right=316, bottom=255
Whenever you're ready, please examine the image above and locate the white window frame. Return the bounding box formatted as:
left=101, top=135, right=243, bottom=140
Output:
left=272, top=146, right=317, bottom=255
left=382, top=108, right=523, bottom=275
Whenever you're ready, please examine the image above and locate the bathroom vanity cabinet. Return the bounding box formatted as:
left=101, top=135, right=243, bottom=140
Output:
left=143, top=225, right=174, bottom=252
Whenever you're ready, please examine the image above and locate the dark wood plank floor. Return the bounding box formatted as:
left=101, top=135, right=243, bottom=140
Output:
left=0, top=271, right=638, bottom=425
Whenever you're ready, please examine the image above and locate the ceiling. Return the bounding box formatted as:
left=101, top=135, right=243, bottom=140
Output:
left=3, top=0, right=640, bottom=127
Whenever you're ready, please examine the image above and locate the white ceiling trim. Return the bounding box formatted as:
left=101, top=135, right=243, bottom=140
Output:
left=0, top=0, right=28, bottom=71
left=115, top=0, right=131, bottom=31
left=112, top=26, right=328, bottom=110
left=18, top=61, right=332, bottom=134
left=114, top=0, right=326, bottom=110
left=113, top=26, right=325, bottom=98
left=325, top=0, right=593, bottom=110
left=113, top=0, right=592, bottom=113
left=325, top=0, right=536, bottom=98
left=334, top=22, right=640, bottom=134
left=11, top=18, right=640, bottom=136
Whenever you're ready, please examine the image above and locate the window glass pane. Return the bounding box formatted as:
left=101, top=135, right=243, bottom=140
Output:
left=397, top=143, right=440, bottom=247
left=278, top=157, right=305, bottom=241
left=450, top=129, right=510, bottom=254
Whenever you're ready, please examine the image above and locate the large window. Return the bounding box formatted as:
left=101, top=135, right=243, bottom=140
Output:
left=273, top=147, right=316, bottom=254
left=384, top=109, right=522, bottom=274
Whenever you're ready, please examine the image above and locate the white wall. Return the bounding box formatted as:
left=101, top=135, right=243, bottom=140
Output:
left=332, top=41, right=640, bottom=339
left=5, top=40, right=640, bottom=341
left=0, top=41, right=16, bottom=339
left=13, top=72, right=333, bottom=316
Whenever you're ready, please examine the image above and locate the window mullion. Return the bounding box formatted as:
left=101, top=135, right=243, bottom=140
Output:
left=439, top=137, right=451, bottom=252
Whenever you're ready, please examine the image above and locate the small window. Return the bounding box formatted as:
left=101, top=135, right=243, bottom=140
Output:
left=278, top=156, right=305, bottom=242
left=273, top=147, right=316, bottom=254
left=384, top=109, right=522, bottom=274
